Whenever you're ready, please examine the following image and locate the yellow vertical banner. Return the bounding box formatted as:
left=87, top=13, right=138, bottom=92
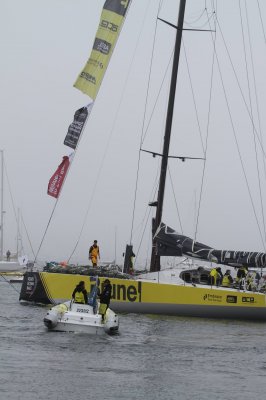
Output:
left=74, top=0, right=131, bottom=99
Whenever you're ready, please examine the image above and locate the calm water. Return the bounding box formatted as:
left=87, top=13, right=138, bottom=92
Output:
left=0, top=280, right=266, bottom=400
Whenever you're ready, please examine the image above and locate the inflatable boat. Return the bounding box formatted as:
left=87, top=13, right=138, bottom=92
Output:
left=43, top=300, right=119, bottom=335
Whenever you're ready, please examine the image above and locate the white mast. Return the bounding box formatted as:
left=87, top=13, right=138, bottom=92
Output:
left=16, top=208, right=20, bottom=258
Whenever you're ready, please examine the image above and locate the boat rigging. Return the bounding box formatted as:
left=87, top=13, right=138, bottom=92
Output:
left=19, top=1, right=266, bottom=322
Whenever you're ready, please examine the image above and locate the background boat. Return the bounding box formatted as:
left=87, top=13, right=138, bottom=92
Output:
left=0, top=150, right=31, bottom=274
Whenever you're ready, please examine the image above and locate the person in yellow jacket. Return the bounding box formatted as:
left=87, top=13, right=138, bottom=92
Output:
left=72, top=281, right=88, bottom=304
left=208, top=266, right=223, bottom=286
left=89, top=240, right=101, bottom=267
left=221, top=270, right=233, bottom=287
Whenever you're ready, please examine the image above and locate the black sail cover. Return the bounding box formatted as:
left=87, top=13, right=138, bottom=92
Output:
left=154, top=223, right=266, bottom=268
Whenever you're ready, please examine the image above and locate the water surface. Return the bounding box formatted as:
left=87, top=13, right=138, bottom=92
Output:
left=0, top=280, right=265, bottom=399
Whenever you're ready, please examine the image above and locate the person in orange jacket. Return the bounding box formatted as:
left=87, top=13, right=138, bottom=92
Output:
left=89, top=240, right=100, bottom=267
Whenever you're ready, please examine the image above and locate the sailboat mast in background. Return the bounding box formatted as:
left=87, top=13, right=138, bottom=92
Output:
left=150, top=0, right=187, bottom=272
left=0, top=150, right=4, bottom=261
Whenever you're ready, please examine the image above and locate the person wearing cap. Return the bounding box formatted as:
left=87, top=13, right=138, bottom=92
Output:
left=221, top=270, right=233, bottom=287
left=98, top=279, right=112, bottom=322
left=208, top=266, right=223, bottom=286
left=72, top=281, right=88, bottom=304
left=89, top=240, right=101, bottom=267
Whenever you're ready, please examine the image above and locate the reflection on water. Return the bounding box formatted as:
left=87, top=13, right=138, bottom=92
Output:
left=0, top=281, right=266, bottom=400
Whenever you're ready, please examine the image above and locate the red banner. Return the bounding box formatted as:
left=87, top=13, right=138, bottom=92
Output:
left=47, top=156, right=70, bottom=198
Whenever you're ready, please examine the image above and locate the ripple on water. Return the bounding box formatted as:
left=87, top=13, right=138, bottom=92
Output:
left=0, top=281, right=266, bottom=400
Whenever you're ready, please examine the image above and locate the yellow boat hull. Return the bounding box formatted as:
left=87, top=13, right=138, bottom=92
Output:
left=19, top=272, right=266, bottom=321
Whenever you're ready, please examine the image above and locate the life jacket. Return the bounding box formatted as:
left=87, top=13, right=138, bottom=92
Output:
left=210, top=268, right=219, bottom=284
left=222, top=274, right=231, bottom=287
left=74, top=290, right=85, bottom=304
left=90, top=246, right=99, bottom=263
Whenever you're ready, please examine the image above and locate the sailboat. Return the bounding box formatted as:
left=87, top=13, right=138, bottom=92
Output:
left=20, top=0, right=266, bottom=320
left=0, top=150, right=28, bottom=274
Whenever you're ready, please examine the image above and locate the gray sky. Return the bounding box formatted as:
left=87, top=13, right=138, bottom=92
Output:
left=1, top=0, right=266, bottom=268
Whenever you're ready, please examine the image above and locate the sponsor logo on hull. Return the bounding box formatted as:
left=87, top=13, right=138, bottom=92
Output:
left=203, top=293, right=222, bottom=302
left=90, top=281, right=142, bottom=303
left=242, top=296, right=255, bottom=303
left=226, top=295, right=237, bottom=304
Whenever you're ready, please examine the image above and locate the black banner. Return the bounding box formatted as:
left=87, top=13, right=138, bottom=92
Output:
left=104, top=0, right=131, bottom=16
left=64, top=106, right=89, bottom=149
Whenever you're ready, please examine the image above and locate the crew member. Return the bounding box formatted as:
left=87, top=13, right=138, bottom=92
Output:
left=246, top=271, right=260, bottom=291
left=89, top=240, right=100, bottom=267
left=208, top=267, right=223, bottom=286
left=235, top=265, right=248, bottom=289
left=129, top=249, right=135, bottom=275
left=6, top=250, right=11, bottom=262
left=72, top=281, right=88, bottom=304
left=221, top=269, right=233, bottom=287
left=236, top=265, right=248, bottom=282
left=98, top=279, right=112, bottom=322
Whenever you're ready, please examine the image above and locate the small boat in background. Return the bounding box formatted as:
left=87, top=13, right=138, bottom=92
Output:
left=9, top=275, right=24, bottom=283
left=0, top=150, right=30, bottom=274
left=0, top=261, right=26, bottom=273
left=43, top=300, right=119, bottom=335
left=0, top=271, right=24, bottom=283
